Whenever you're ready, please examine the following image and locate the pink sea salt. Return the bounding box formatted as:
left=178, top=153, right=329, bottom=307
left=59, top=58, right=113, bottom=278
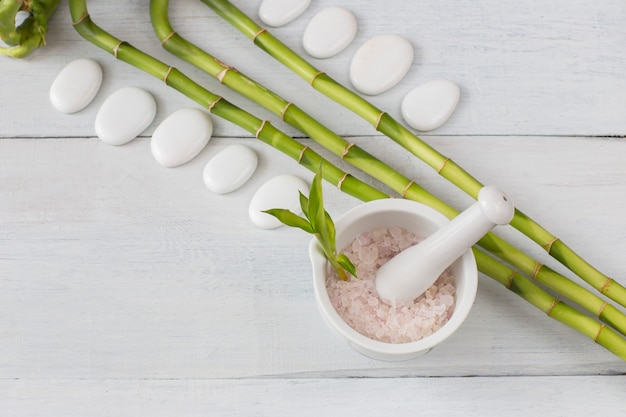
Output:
left=326, top=226, right=456, bottom=344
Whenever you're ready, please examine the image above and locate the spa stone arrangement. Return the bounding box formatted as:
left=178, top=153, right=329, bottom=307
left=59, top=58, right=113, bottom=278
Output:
left=46, top=0, right=466, bottom=356
left=5, top=0, right=626, bottom=362
left=49, top=2, right=460, bottom=201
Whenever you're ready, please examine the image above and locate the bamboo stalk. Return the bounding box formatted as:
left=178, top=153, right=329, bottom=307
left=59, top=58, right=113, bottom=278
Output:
left=68, top=1, right=385, bottom=204
left=149, top=0, right=626, bottom=337
left=199, top=0, right=626, bottom=308
left=67, top=0, right=626, bottom=361
left=475, top=248, right=626, bottom=361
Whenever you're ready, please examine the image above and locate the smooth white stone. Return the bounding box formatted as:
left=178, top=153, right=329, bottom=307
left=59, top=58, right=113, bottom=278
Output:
left=95, top=87, right=156, bottom=146
left=259, top=0, right=311, bottom=27
left=249, top=175, right=309, bottom=229
left=303, top=7, right=357, bottom=59
left=203, top=144, right=258, bottom=194
left=49, top=59, right=102, bottom=114
left=349, top=35, right=414, bottom=95
left=151, top=108, right=213, bottom=168
left=401, top=80, right=461, bottom=131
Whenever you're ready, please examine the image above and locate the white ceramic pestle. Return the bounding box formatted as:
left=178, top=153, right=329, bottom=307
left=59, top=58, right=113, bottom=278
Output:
left=375, top=186, right=515, bottom=305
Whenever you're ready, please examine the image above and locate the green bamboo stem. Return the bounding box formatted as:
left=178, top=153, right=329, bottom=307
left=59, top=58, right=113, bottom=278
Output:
left=149, top=0, right=626, bottom=337
left=199, top=0, right=626, bottom=309
left=67, top=0, right=626, bottom=361
left=68, top=1, right=386, bottom=204
left=475, top=248, right=626, bottom=361
left=149, top=1, right=445, bottom=211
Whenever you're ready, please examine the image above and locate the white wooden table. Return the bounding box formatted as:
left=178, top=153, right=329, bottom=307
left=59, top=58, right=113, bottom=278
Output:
left=2, top=0, right=626, bottom=414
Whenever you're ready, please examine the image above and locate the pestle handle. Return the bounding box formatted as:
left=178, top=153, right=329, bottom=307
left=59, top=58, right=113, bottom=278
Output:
left=375, top=186, right=515, bottom=305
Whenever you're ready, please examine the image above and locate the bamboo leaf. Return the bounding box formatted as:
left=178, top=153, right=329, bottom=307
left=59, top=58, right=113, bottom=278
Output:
left=308, top=165, right=324, bottom=231
left=299, top=192, right=309, bottom=217
left=337, top=253, right=357, bottom=278
left=323, top=209, right=337, bottom=253
left=313, top=170, right=331, bottom=247
left=331, top=259, right=348, bottom=281
left=263, top=208, right=314, bottom=233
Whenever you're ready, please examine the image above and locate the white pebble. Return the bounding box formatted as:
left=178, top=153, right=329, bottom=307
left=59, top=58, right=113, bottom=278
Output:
left=259, top=0, right=310, bottom=27
left=401, top=80, right=460, bottom=131
left=303, top=7, right=357, bottom=59
left=95, top=87, right=156, bottom=146
left=349, top=35, right=413, bottom=95
left=249, top=174, right=309, bottom=229
left=203, top=144, right=258, bottom=194
left=151, top=108, right=213, bottom=167
left=49, top=58, right=102, bottom=114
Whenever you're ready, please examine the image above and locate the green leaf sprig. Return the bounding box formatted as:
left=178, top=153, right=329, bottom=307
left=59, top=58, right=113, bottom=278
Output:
left=264, top=166, right=357, bottom=281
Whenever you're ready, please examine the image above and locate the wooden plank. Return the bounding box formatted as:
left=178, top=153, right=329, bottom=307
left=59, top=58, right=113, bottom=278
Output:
left=2, top=0, right=626, bottom=409
left=1, top=136, right=625, bottom=379
left=2, top=0, right=625, bottom=138
left=1, top=376, right=625, bottom=416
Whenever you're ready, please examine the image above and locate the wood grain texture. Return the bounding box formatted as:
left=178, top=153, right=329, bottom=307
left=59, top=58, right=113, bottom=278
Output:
left=1, top=0, right=625, bottom=138
left=2, top=376, right=625, bottom=416
left=2, top=136, right=625, bottom=381
left=2, top=0, right=626, bottom=414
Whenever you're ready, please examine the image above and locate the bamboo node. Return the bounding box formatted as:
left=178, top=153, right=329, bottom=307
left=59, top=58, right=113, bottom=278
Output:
left=252, top=28, right=267, bottom=43
left=256, top=120, right=269, bottom=138
left=546, top=299, right=560, bottom=316
left=214, top=59, right=238, bottom=83
left=281, top=102, right=293, bottom=121
left=72, top=12, right=90, bottom=26
left=163, top=66, right=174, bottom=84
left=215, top=58, right=238, bottom=72
left=599, top=277, right=614, bottom=294
left=375, top=111, right=386, bottom=131
left=597, top=302, right=608, bottom=319
left=542, top=237, right=560, bottom=254
left=310, top=71, right=325, bottom=86
left=337, top=173, right=349, bottom=190
left=297, top=146, right=309, bottom=164
left=341, top=143, right=355, bottom=159
left=531, top=263, right=543, bottom=280
left=506, top=271, right=517, bottom=289
left=437, top=158, right=451, bottom=174
left=207, top=96, right=222, bottom=111
left=216, top=69, right=228, bottom=83
left=112, top=41, right=125, bottom=59
left=594, top=324, right=606, bottom=343
left=401, top=181, right=414, bottom=198
left=161, top=31, right=176, bottom=46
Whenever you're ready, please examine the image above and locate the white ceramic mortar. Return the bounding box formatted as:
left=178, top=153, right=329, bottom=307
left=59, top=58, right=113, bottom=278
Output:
left=309, top=199, right=478, bottom=361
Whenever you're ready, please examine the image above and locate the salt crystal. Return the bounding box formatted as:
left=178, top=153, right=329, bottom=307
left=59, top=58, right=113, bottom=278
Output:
left=326, top=226, right=456, bottom=344
left=372, top=227, right=386, bottom=238
left=356, top=234, right=370, bottom=245
left=441, top=294, right=455, bottom=306
left=389, top=226, right=403, bottom=240
left=399, top=235, right=414, bottom=250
